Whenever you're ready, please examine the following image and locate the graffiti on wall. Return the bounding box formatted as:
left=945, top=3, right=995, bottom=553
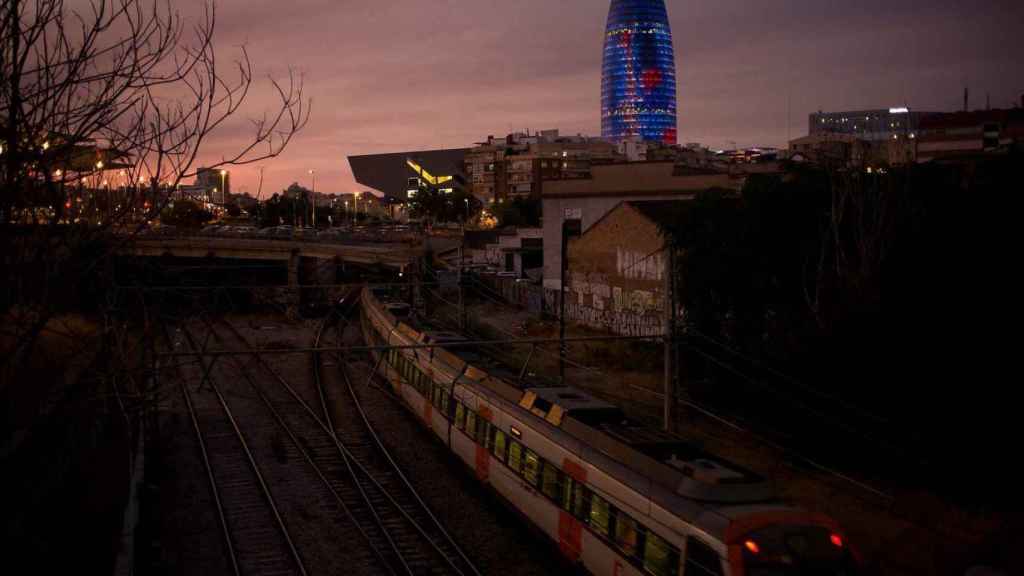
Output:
left=478, top=274, right=666, bottom=337
left=542, top=281, right=665, bottom=337
left=617, top=247, right=664, bottom=281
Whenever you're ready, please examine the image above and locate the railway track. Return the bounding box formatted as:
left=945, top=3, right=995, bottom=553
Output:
left=316, top=301, right=482, bottom=576
left=159, top=321, right=307, bottom=576
left=207, top=302, right=480, bottom=576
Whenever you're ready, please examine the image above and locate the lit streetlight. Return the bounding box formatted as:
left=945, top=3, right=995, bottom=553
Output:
left=308, top=169, right=317, bottom=228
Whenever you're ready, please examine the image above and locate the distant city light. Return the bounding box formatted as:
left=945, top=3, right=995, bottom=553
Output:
left=889, top=107, right=910, bottom=114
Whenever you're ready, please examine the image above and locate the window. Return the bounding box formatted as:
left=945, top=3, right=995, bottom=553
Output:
left=465, top=411, right=477, bottom=441
left=643, top=532, right=679, bottom=576
left=541, top=461, right=560, bottom=500
left=684, top=538, right=723, bottom=576
left=492, top=429, right=507, bottom=462
left=614, top=512, right=640, bottom=559
left=508, top=440, right=523, bottom=474
left=590, top=494, right=611, bottom=537
left=523, top=449, right=541, bottom=487
left=455, top=402, right=466, bottom=430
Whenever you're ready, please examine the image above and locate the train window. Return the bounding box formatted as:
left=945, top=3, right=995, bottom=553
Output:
left=523, top=449, right=541, bottom=487
left=614, top=512, right=640, bottom=558
left=455, top=402, right=466, bottom=430
left=541, top=461, right=560, bottom=500
left=590, top=494, right=611, bottom=537
left=508, top=440, right=523, bottom=474
left=492, top=429, right=507, bottom=462
left=684, top=538, right=723, bottom=576
left=465, top=411, right=477, bottom=441
left=643, top=532, right=680, bottom=576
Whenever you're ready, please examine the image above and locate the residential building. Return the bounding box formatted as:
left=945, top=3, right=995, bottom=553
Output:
left=602, top=0, right=678, bottom=144
left=464, top=130, right=619, bottom=203
left=916, top=107, right=1024, bottom=163
left=789, top=130, right=917, bottom=168
left=542, top=161, right=742, bottom=289
left=196, top=167, right=230, bottom=203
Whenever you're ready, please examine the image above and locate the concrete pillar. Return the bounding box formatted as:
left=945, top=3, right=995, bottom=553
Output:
left=287, top=249, right=300, bottom=319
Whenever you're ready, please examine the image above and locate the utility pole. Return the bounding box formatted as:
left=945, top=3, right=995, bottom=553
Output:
left=663, top=241, right=678, bottom=432
left=458, top=245, right=467, bottom=331
left=560, top=212, right=582, bottom=386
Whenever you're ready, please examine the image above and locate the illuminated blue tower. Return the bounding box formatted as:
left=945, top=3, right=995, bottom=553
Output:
left=601, top=0, right=677, bottom=144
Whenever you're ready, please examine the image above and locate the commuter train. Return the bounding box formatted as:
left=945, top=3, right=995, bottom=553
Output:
left=359, top=287, right=859, bottom=576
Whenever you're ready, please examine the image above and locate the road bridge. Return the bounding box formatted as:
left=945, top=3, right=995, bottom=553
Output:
left=120, top=236, right=423, bottom=315
left=124, top=236, right=421, bottom=268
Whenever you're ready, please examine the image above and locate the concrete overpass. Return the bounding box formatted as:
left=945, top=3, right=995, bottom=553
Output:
left=120, top=237, right=424, bottom=316
left=123, top=236, right=422, bottom=268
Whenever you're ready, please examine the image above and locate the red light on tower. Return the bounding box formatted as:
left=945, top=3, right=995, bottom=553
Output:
left=744, top=540, right=760, bottom=554
left=830, top=533, right=844, bottom=548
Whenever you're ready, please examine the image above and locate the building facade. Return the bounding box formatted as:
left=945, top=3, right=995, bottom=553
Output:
left=808, top=108, right=932, bottom=142
left=196, top=167, right=230, bottom=203
left=916, top=108, right=1024, bottom=163
left=348, top=149, right=469, bottom=201
left=601, top=0, right=677, bottom=144
left=464, top=130, right=618, bottom=204
left=562, top=201, right=682, bottom=336
left=541, top=162, right=742, bottom=289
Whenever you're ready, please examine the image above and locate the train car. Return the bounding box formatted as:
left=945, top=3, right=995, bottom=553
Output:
left=359, top=287, right=859, bottom=576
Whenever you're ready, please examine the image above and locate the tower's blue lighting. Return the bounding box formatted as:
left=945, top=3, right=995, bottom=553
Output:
left=601, top=0, right=677, bottom=144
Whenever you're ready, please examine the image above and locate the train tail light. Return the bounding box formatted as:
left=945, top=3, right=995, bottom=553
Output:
left=744, top=540, right=760, bottom=554
left=830, top=533, right=844, bottom=548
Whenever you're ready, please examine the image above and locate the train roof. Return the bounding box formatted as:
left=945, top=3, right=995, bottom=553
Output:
left=364, top=288, right=781, bottom=537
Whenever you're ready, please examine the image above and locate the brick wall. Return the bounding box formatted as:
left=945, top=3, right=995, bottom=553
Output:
left=563, top=203, right=667, bottom=336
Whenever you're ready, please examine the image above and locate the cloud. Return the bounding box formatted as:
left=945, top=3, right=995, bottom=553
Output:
left=161, top=0, right=1024, bottom=194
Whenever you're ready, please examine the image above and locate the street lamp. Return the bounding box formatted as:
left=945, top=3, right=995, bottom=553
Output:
left=219, top=169, right=227, bottom=205
left=354, top=192, right=360, bottom=224
left=308, top=169, right=317, bottom=228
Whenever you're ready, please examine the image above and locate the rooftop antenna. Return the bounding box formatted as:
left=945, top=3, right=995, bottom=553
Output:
left=986, top=92, right=991, bottom=110
left=963, top=86, right=969, bottom=112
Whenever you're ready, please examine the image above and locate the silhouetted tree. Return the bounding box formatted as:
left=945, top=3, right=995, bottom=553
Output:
left=2, top=0, right=308, bottom=402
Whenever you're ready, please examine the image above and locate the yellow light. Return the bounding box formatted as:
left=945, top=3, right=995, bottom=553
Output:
left=42, top=141, right=50, bottom=151
left=220, top=170, right=227, bottom=176
left=54, top=169, right=62, bottom=177
left=96, top=160, right=104, bottom=169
